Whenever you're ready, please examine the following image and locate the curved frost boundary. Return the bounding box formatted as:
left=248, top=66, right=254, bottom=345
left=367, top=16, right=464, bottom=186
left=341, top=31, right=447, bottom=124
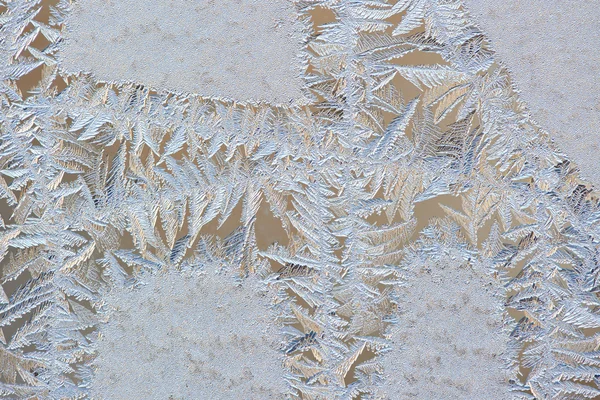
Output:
left=462, top=0, right=600, bottom=188
left=91, top=269, right=288, bottom=400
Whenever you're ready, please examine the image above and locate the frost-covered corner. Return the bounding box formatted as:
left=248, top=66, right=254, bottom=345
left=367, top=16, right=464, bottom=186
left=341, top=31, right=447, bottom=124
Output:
left=1, top=0, right=600, bottom=399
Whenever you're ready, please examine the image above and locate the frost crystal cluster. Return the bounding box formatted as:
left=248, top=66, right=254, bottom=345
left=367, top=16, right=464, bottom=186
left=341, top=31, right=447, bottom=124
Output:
left=1, top=0, right=600, bottom=399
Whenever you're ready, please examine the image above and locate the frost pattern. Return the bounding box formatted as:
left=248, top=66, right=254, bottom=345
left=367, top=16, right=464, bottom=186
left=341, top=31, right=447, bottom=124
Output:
left=59, top=0, right=306, bottom=103
left=91, top=268, right=288, bottom=399
left=380, top=254, right=511, bottom=399
left=1, top=0, right=600, bottom=399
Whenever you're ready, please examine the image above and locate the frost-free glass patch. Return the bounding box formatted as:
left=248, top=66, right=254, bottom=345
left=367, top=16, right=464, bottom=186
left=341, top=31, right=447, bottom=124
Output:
left=1, top=1, right=600, bottom=399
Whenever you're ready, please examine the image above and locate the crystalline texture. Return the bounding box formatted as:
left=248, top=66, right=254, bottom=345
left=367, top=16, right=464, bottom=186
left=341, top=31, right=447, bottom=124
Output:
left=1, top=0, right=600, bottom=399
left=91, top=270, right=287, bottom=399
left=59, top=0, right=306, bottom=103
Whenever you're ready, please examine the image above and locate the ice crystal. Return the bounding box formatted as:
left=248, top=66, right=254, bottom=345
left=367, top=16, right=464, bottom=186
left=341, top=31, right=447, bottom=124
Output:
left=1, top=0, right=600, bottom=399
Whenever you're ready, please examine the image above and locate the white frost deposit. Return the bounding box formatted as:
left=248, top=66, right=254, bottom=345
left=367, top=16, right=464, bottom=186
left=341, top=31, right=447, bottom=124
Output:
left=90, top=271, right=288, bottom=400
left=463, top=0, right=600, bottom=187
left=381, top=259, right=512, bottom=399
left=59, top=0, right=305, bottom=103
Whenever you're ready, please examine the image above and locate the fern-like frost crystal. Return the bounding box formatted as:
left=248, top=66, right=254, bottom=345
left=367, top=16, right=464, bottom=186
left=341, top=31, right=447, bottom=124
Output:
left=0, top=0, right=599, bottom=399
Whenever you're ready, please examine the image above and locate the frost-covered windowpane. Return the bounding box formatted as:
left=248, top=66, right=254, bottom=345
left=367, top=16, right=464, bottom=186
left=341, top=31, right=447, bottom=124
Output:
left=1, top=0, right=600, bottom=399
